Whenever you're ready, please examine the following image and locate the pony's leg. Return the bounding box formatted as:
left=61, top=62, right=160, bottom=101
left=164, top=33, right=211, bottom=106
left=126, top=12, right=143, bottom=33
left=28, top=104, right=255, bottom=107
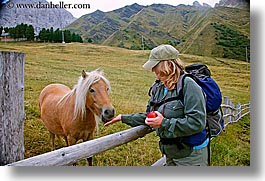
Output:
left=85, top=133, right=94, bottom=166
left=64, top=136, right=68, bottom=146
left=49, top=131, right=55, bottom=151
left=67, top=136, right=78, bottom=166
left=87, top=157, right=92, bottom=166
left=67, top=136, right=76, bottom=147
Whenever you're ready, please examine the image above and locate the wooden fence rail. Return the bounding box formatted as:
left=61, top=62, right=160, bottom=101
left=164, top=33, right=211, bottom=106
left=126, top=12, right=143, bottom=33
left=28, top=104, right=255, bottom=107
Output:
left=7, top=125, right=152, bottom=166
left=222, top=96, right=250, bottom=127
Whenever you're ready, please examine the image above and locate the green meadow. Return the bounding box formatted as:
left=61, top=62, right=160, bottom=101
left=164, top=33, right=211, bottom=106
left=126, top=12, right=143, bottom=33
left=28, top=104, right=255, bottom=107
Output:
left=0, top=42, right=250, bottom=166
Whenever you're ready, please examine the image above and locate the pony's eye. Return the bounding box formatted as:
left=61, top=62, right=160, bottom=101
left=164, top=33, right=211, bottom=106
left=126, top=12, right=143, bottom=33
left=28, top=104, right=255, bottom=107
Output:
left=89, top=89, right=95, bottom=94
left=107, top=87, right=110, bottom=92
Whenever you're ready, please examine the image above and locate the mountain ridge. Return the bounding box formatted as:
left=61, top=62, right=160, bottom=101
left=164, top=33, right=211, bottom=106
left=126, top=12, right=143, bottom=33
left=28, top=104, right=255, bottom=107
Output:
left=65, top=0, right=249, bottom=60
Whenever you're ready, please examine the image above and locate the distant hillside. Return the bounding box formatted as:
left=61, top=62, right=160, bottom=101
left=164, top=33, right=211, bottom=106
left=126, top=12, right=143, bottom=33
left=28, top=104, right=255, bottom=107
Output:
left=65, top=2, right=249, bottom=60
left=65, top=3, right=146, bottom=44
left=0, top=0, right=76, bottom=33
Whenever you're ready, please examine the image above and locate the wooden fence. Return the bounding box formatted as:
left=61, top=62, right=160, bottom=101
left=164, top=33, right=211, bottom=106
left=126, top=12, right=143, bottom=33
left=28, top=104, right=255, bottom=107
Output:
left=0, top=51, right=25, bottom=166
left=222, top=96, right=251, bottom=127
left=6, top=96, right=250, bottom=166
left=1, top=51, right=250, bottom=166
left=7, top=125, right=153, bottom=166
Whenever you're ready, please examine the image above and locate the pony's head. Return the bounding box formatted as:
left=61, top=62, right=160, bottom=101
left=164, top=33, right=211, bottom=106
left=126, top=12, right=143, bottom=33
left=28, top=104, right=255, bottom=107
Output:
left=74, top=69, right=115, bottom=123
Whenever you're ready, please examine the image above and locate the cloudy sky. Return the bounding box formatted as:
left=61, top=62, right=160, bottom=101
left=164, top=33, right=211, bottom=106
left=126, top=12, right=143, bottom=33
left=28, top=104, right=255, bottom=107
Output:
left=50, top=0, right=221, bottom=18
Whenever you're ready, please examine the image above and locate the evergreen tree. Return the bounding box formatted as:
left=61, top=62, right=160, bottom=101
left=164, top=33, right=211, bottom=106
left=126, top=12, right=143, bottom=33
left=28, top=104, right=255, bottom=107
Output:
left=8, top=27, right=15, bottom=38
left=3, top=23, right=35, bottom=40
left=49, top=27, right=54, bottom=42
left=25, top=25, right=34, bottom=40
left=71, top=32, right=76, bottom=42
left=46, top=29, right=50, bottom=42
left=54, top=28, right=61, bottom=42
left=37, top=27, right=83, bottom=43
left=19, top=23, right=27, bottom=39
left=64, top=30, right=72, bottom=43
left=4, top=27, right=9, bottom=33
left=39, top=28, right=48, bottom=42
left=87, top=38, right=93, bottom=43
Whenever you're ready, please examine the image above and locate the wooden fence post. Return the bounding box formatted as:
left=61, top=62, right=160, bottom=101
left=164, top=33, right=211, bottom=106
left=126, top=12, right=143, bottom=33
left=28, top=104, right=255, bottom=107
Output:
left=223, top=96, right=229, bottom=122
left=228, top=99, right=233, bottom=123
left=0, top=51, right=25, bottom=165
left=229, top=99, right=234, bottom=123
left=236, top=102, right=241, bottom=120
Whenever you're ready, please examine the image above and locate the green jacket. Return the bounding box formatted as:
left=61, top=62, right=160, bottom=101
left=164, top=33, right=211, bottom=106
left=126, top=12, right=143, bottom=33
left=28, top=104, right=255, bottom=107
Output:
left=121, top=75, right=207, bottom=159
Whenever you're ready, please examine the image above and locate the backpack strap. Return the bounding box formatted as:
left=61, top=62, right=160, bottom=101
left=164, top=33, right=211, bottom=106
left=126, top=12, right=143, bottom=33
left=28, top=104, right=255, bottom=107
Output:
left=175, top=72, right=195, bottom=103
left=148, top=79, right=161, bottom=96
left=149, top=96, right=179, bottom=108
left=149, top=72, right=187, bottom=108
left=206, top=120, right=211, bottom=166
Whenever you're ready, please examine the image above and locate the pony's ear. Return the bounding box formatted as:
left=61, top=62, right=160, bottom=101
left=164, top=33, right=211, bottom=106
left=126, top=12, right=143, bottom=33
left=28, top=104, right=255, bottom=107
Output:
left=82, top=70, right=87, bottom=78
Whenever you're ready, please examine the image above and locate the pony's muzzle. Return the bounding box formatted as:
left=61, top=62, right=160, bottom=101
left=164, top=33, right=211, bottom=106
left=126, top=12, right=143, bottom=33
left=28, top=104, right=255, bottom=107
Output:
left=101, top=106, right=115, bottom=123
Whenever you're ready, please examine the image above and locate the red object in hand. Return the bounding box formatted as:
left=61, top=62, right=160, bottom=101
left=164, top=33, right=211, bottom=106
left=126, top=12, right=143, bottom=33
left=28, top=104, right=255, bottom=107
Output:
left=147, top=111, right=157, bottom=118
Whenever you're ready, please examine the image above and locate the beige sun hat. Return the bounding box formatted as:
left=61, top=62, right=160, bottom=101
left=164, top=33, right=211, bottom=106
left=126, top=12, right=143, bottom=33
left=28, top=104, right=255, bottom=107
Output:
left=143, top=44, right=179, bottom=70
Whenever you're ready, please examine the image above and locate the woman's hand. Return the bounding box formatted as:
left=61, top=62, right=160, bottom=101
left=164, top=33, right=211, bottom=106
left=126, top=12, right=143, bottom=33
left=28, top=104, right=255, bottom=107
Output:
left=145, top=111, right=164, bottom=128
left=104, top=114, right=122, bottom=126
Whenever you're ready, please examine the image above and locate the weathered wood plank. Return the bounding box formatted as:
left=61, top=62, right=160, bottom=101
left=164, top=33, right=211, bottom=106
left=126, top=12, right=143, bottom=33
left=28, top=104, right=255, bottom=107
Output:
left=0, top=51, right=25, bottom=165
left=151, top=155, right=165, bottom=166
left=7, top=125, right=153, bottom=166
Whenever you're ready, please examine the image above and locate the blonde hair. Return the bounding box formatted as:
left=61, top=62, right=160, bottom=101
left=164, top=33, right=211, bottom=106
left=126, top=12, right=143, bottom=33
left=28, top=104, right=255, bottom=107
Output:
left=157, top=58, right=185, bottom=90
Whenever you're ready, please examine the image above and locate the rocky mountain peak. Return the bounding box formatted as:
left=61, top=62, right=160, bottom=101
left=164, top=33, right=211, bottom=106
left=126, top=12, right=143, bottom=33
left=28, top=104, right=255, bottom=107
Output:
left=215, top=0, right=249, bottom=9
left=0, top=0, right=76, bottom=33
left=193, top=1, right=202, bottom=7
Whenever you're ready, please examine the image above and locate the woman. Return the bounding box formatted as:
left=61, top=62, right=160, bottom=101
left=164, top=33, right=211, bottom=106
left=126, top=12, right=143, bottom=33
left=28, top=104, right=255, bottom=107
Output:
left=104, top=44, right=209, bottom=166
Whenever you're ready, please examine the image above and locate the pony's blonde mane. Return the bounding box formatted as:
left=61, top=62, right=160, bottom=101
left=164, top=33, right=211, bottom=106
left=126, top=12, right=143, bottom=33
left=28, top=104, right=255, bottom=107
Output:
left=58, top=69, right=111, bottom=120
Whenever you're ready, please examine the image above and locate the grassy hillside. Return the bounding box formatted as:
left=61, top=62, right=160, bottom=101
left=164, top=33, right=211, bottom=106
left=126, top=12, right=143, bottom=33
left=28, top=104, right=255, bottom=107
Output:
left=183, top=6, right=250, bottom=60
left=0, top=42, right=250, bottom=166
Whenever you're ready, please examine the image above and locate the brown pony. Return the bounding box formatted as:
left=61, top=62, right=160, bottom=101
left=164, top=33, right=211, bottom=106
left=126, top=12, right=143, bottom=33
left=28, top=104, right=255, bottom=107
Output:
left=39, top=69, right=115, bottom=166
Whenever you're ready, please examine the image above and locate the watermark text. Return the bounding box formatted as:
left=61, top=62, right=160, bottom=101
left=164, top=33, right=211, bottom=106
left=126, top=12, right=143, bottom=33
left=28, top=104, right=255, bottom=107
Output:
left=5, top=1, right=90, bottom=10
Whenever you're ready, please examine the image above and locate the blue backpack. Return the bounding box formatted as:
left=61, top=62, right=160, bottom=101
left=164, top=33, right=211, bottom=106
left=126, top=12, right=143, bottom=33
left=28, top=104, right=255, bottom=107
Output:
left=183, top=63, right=224, bottom=137
left=183, top=63, right=225, bottom=166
